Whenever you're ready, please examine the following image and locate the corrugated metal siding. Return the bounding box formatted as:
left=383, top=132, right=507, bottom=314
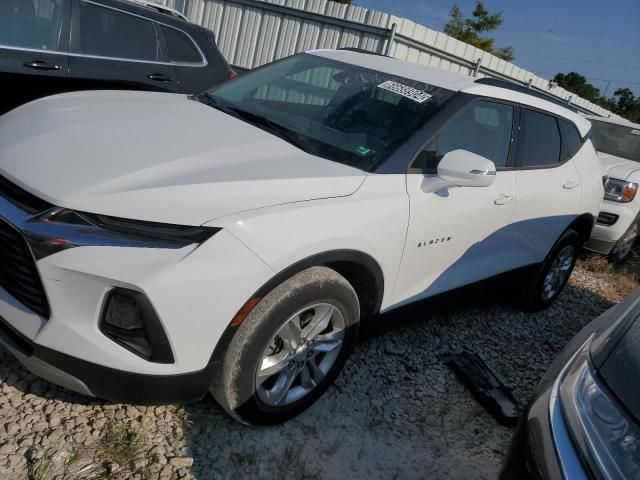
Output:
left=153, top=0, right=616, bottom=117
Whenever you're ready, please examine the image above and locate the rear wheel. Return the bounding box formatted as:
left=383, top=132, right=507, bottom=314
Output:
left=521, top=229, right=580, bottom=311
left=211, top=266, right=360, bottom=425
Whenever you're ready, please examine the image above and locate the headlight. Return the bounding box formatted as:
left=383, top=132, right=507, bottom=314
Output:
left=555, top=340, right=640, bottom=479
left=604, top=178, right=638, bottom=203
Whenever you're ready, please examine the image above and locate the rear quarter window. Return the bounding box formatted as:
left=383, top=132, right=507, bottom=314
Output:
left=559, top=119, right=583, bottom=159
left=161, top=26, right=202, bottom=64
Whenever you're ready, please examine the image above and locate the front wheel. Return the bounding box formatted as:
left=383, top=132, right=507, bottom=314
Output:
left=211, top=266, right=360, bottom=425
left=610, top=223, right=638, bottom=265
left=520, top=229, right=580, bottom=311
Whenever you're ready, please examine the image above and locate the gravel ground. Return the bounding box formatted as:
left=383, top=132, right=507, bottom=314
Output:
left=0, top=264, right=631, bottom=480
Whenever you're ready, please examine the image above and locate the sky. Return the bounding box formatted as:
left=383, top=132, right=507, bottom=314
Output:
left=357, top=0, right=640, bottom=97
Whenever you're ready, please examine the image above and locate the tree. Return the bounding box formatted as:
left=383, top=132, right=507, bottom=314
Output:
left=610, top=88, right=640, bottom=123
left=553, top=72, right=601, bottom=103
left=443, top=2, right=514, bottom=61
left=554, top=72, right=640, bottom=122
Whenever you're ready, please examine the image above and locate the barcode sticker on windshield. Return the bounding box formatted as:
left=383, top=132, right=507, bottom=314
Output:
left=377, top=80, right=432, bottom=103
left=631, top=129, right=640, bottom=135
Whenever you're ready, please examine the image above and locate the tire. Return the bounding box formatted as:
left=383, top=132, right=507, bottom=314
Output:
left=520, top=229, right=581, bottom=311
left=609, top=238, right=636, bottom=265
left=211, top=266, right=360, bottom=425
left=609, top=224, right=638, bottom=265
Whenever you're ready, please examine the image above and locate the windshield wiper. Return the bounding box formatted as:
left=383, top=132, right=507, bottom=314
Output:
left=197, top=94, right=312, bottom=153
left=225, top=106, right=313, bottom=153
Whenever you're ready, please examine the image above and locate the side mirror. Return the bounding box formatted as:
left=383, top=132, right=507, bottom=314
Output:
left=437, top=149, right=496, bottom=188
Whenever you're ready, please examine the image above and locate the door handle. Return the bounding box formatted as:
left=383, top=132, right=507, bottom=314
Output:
left=563, top=180, right=580, bottom=190
left=23, top=60, right=61, bottom=71
left=494, top=194, right=514, bottom=205
left=147, top=73, right=172, bottom=82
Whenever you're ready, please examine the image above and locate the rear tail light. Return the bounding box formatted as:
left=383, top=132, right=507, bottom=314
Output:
left=229, top=70, right=238, bottom=79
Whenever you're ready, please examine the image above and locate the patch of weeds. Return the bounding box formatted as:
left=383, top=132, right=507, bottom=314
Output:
left=97, top=420, right=147, bottom=468
left=275, top=445, right=321, bottom=480
left=577, top=253, right=639, bottom=299
left=31, top=419, right=150, bottom=480
left=30, top=445, right=60, bottom=480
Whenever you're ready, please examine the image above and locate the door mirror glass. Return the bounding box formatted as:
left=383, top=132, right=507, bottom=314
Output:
left=437, top=149, right=496, bottom=187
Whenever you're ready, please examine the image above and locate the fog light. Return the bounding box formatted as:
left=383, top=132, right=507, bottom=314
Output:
left=104, top=293, right=145, bottom=331
left=100, top=288, right=174, bottom=364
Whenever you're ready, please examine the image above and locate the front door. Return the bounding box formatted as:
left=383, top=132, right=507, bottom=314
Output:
left=393, top=99, right=518, bottom=306
left=0, top=0, right=70, bottom=113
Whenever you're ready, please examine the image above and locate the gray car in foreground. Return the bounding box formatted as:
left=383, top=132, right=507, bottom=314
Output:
left=501, top=285, right=640, bottom=479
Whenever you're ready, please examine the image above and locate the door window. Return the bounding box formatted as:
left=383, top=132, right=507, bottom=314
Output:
left=413, top=100, right=514, bottom=172
left=517, top=109, right=562, bottom=167
left=559, top=119, right=583, bottom=160
left=78, top=1, right=161, bottom=61
left=161, top=26, right=202, bottom=64
left=0, top=0, right=65, bottom=51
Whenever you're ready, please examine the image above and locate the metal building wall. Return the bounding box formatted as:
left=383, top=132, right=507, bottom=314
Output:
left=156, top=0, right=615, bottom=117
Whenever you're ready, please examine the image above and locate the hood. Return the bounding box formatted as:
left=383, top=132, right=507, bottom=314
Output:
left=591, top=287, right=640, bottom=423
left=0, top=91, right=365, bottom=225
left=597, top=152, right=640, bottom=181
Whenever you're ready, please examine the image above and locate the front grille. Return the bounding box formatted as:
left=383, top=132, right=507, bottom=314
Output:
left=0, top=219, right=50, bottom=318
left=0, top=175, right=53, bottom=214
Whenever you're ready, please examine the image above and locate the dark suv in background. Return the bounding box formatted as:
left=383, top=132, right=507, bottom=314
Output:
left=0, top=0, right=235, bottom=114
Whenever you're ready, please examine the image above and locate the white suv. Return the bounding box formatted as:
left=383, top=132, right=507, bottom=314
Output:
left=584, top=115, right=640, bottom=263
left=0, top=50, right=603, bottom=425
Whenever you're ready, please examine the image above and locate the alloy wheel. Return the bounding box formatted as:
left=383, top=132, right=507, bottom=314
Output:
left=255, top=303, right=346, bottom=407
left=542, top=245, right=576, bottom=300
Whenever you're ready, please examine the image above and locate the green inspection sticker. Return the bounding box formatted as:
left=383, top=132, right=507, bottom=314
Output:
left=355, top=146, right=371, bottom=156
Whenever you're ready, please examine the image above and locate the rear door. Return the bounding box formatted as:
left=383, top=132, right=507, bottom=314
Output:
left=0, top=0, right=70, bottom=113
left=510, top=108, right=582, bottom=265
left=158, top=24, right=216, bottom=93
left=68, top=0, right=177, bottom=92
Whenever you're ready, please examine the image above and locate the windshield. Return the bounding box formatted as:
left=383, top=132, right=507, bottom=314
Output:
left=199, top=54, right=455, bottom=170
left=590, top=119, right=640, bottom=163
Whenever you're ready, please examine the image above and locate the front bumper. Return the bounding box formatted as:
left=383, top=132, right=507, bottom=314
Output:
left=585, top=199, right=640, bottom=254
left=0, top=313, right=214, bottom=403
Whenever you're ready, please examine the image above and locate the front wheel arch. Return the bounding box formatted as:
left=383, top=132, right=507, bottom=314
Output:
left=207, top=249, right=384, bottom=384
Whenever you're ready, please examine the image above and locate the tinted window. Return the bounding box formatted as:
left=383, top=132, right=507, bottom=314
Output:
left=202, top=54, right=455, bottom=170
left=78, top=2, right=161, bottom=61
left=413, top=101, right=514, bottom=172
left=517, top=109, right=561, bottom=167
left=591, top=120, right=640, bottom=163
left=559, top=119, right=583, bottom=159
left=161, top=26, right=201, bottom=64
left=0, top=0, right=64, bottom=50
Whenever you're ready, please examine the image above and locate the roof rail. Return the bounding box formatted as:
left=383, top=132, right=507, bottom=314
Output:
left=123, top=0, right=187, bottom=20
left=474, top=77, right=583, bottom=114
left=337, top=47, right=388, bottom=57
